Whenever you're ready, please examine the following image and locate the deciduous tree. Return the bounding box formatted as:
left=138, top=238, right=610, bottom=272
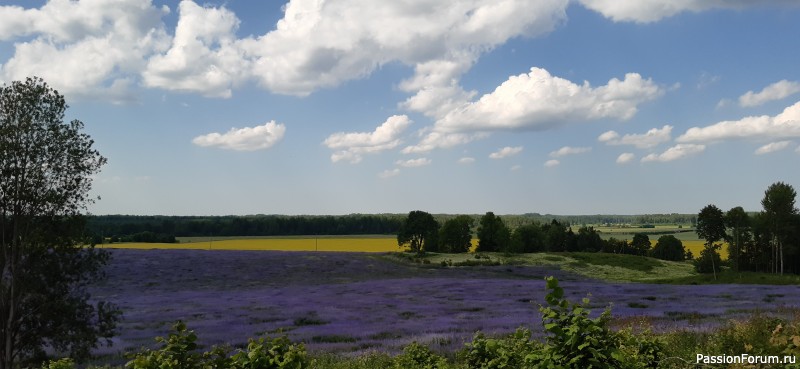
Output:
left=761, top=182, right=797, bottom=275
left=696, top=204, right=726, bottom=278
left=397, top=210, right=439, bottom=254
left=438, top=215, right=473, bottom=253
left=476, top=212, right=510, bottom=252
left=0, top=77, right=118, bottom=368
left=651, top=235, right=685, bottom=261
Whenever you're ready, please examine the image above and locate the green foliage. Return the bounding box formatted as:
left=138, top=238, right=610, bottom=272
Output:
left=694, top=244, right=722, bottom=274
left=398, top=211, right=440, bottom=254
left=574, top=226, right=603, bottom=253
left=392, top=342, right=448, bottom=369
left=629, top=233, right=651, bottom=256
left=462, top=328, right=537, bottom=369
left=510, top=223, right=546, bottom=253
left=476, top=212, right=510, bottom=253
left=438, top=215, right=474, bottom=253
left=526, top=276, right=628, bottom=369
left=41, top=358, right=76, bottom=369
left=651, top=235, right=685, bottom=261
left=126, top=322, right=307, bottom=369
left=0, top=76, right=118, bottom=368
left=125, top=321, right=203, bottom=369
left=230, top=336, right=307, bottom=369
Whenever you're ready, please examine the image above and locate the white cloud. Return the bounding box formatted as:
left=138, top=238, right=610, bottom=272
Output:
left=510, top=165, right=522, bottom=171
left=378, top=168, right=400, bottom=179
left=549, top=146, right=591, bottom=157
left=755, top=141, right=793, bottom=155
left=641, top=144, right=705, bottom=163
left=739, top=80, right=800, bottom=107
left=434, top=68, right=662, bottom=133
left=0, top=0, right=170, bottom=102
left=616, top=152, right=635, bottom=164
left=1, top=0, right=571, bottom=100
left=598, top=125, right=673, bottom=149
left=544, top=159, right=560, bottom=167
left=458, top=157, right=475, bottom=164
left=192, top=121, right=286, bottom=151
left=677, top=101, right=800, bottom=143
left=578, top=0, right=796, bottom=23
left=402, top=131, right=489, bottom=154
left=324, top=115, right=412, bottom=163
left=143, top=1, right=247, bottom=98
left=489, top=146, right=523, bottom=159
left=243, top=0, right=569, bottom=97
left=396, top=158, right=431, bottom=168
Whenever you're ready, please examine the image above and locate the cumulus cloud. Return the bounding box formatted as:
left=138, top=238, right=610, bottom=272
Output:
left=396, top=158, right=431, bottom=167
left=324, top=115, right=412, bottom=163
left=544, top=159, right=560, bottom=167
left=143, top=1, right=247, bottom=98
left=755, top=141, right=793, bottom=155
left=641, top=144, right=705, bottom=163
left=489, top=146, right=523, bottom=159
left=434, top=68, right=662, bottom=133
left=616, top=152, right=635, bottom=164
left=578, top=0, right=797, bottom=23
left=378, top=168, right=400, bottom=179
left=458, top=157, right=475, bottom=164
left=243, top=0, right=569, bottom=97
left=739, top=80, right=800, bottom=107
left=192, top=121, right=286, bottom=151
left=0, top=0, right=170, bottom=102
left=598, top=125, right=673, bottom=149
left=677, top=101, right=800, bottom=143
left=1, top=0, right=572, bottom=100
left=549, top=146, right=591, bottom=157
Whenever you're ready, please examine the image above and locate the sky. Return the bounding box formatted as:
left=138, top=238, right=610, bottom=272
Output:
left=1, top=0, right=799, bottom=216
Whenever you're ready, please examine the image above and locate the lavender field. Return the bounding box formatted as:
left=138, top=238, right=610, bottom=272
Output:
left=91, top=249, right=800, bottom=358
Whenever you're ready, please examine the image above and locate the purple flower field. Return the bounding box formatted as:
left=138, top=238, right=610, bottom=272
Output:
left=91, top=249, right=800, bottom=357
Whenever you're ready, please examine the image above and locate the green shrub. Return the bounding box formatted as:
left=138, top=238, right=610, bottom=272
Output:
left=393, top=342, right=448, bottom=369
left=524, top=277, right=663, bottom=369
left=230, top=336, right=307, bottom=369
left=126, top=321, right=203, bottom=369
left=125, top=322, right=307, bottom=369
left=41, top=358, right=76, bottom=369
left=462, top=328, right=537, bottom=369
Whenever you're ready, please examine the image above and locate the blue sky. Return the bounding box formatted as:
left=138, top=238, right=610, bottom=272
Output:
left=1, top=1, right=799, bottom=216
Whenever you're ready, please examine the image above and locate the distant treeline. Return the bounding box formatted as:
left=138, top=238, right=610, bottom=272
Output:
left=87, top=214, right=405, bottom=240
left=86, top=213, right=701, bottom=243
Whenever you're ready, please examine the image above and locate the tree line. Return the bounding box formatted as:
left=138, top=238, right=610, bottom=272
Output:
left=87, top=214, right=404, bottom=241
left=397, top=211, right=687, bottom=262
left=696, top=182, right=799, bottom=276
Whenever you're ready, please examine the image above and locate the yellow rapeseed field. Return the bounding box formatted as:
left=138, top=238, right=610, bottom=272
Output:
left=100, top=238, right=722, bottom=259
left=682, top=240, right=729, bottom=260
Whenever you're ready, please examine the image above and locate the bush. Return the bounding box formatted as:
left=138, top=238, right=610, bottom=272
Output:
left=393, top=342, right=448, bottom=369
left=125, top=321, right=307, bottom=369
left=126, top=321, right=203, bottom=369
left=462, top=328, right=537, bottom=369
left=230, top=336, right=307, bottom=369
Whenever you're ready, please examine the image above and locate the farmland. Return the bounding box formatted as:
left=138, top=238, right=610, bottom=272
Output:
left=89, top=247, right=800, bottom=366
left=101, top=231, right=727, bottom=259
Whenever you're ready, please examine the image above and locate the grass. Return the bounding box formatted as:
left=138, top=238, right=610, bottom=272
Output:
left=411, top=251, right=697, bottom=283
left=653, top=270, right=800, bottom=285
